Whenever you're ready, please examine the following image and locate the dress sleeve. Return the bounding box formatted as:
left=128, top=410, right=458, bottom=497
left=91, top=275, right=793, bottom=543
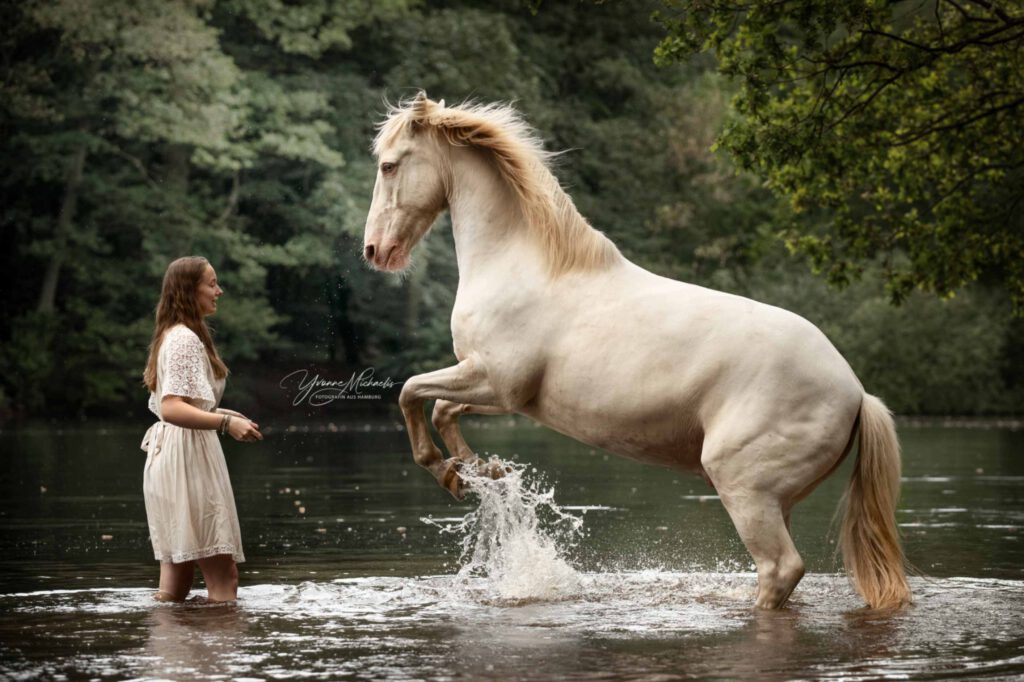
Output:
left=159, top=328, right=216, bottom=409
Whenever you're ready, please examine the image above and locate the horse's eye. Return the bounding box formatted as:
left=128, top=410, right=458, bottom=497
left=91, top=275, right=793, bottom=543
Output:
left=380, top=162, right=397, bottom=174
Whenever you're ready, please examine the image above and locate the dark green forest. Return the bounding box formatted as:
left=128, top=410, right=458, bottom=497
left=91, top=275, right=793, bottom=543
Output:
left=1, top=0, right=1021, bottom=420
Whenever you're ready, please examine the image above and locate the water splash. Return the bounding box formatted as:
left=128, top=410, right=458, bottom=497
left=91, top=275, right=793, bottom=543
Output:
left=423, top=457, right=583, bottom=602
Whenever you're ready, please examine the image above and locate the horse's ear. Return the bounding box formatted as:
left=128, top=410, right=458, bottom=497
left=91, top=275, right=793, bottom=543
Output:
left=411, top=91, right=431, bottom=121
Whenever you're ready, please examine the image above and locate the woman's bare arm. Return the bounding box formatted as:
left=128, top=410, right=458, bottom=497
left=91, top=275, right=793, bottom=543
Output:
left=161, top=396, right=222, bottom=430
left=162, top=396, right=262, bottom=440
left=216, top=407, right=248, bottom=419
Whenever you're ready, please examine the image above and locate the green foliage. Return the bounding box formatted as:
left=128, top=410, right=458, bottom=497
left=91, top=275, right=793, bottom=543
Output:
left=382, top=7, right=544, bottom=104
left=0, top=313, right=56, bottom=413
left=654, top=0, right=1024, bottom=311
left=220, top=0, right=412, bottom=56
left=0, top=0, right=1019, bottom=418
left=0, top=0, right=413, bottom=415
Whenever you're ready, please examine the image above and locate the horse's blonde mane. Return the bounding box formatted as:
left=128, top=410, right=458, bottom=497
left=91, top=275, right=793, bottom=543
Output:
left=373, top=94, right=621, bottom=277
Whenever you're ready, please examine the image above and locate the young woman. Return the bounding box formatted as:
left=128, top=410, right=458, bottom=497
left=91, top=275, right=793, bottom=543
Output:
left=141, top=256, right=262, bottom=602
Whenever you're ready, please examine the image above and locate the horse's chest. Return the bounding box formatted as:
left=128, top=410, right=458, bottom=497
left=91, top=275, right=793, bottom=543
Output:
left=450, top=301, right=547, bottom=404
left=449, top=306, right=478, bottom=360
left=450, top=297, right=533, bottom=356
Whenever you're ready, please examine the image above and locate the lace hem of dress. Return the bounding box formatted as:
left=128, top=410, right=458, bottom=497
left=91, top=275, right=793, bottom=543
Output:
left=155, top=545, right=245, bottom=564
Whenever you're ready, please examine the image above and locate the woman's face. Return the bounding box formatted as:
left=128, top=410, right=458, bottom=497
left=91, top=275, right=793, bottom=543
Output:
left=197, top=264, right=223, bottom=316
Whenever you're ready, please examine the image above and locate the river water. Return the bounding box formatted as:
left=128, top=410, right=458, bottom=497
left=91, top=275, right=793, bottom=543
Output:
left=1, top=418, right=1022, bottom=680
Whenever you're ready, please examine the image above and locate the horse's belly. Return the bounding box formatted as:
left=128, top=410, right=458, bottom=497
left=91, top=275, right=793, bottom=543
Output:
left=520, top=392, right=705, bottom=472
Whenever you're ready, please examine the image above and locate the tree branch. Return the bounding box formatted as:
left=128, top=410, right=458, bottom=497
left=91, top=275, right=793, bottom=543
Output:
left=863, top=17, right=1024, bottom=55
left=214, top=171, right=240, bottom=226
left=106, top=144, right=160, bottom=190
left=964, top=0, right=1020, bottom=25
left=941, top=0, right=997, bottom=24
left=891, top=96, right=1024, bottom=146
left=927, top=161, right=1024, bottom=213
left=827, top=70, right=905, bottom=132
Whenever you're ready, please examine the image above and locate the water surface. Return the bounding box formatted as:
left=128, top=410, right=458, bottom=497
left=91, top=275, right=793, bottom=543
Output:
left=1, top=419, right=1022, bottom=679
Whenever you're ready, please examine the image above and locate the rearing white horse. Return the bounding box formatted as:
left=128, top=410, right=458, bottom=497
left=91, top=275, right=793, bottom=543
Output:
left=363, top=93, right=911, bottom=610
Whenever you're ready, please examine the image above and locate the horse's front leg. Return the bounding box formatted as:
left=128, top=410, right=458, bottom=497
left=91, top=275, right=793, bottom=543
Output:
left=432, top=400, right=509, bottom=475
left=400, top=358, right=504, bottom=498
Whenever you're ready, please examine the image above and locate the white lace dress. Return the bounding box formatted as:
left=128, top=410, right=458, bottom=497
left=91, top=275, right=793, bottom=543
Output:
left=141, top=325, right=245, bottom=564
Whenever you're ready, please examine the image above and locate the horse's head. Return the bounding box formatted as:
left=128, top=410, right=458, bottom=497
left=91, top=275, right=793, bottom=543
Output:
left=363, top=93, right=448, bottom=273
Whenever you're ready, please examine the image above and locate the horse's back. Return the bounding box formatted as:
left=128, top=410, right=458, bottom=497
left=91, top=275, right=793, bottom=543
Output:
left=643, top=269, right=864, bottom=431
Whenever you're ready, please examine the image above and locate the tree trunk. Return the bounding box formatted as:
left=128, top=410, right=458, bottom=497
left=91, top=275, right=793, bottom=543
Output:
left=162, top=143, right=190, bottom=193
left=37, top=138, right=87, bottom=314
left=161, top=143, right=193, bottom=253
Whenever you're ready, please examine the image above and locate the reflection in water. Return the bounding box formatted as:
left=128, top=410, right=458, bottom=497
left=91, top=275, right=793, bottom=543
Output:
left=730, top=609, right=802, bottom=679
left=142, top=602, right=249, bottom=679
left=840, top=607, right=903, bottom=673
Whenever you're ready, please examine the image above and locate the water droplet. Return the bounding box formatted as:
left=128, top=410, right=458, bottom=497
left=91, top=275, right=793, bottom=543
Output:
left=422, top=458, right=583, bottom=601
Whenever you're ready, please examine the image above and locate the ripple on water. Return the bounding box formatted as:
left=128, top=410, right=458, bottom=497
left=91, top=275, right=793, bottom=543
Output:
left=2, top=461, right=1023, bottom=680
left=1, top=574, right=1023, bottom=680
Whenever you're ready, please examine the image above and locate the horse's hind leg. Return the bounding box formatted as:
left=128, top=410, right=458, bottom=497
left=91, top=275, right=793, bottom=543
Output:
left=717, top=490, right=804, bottom=609
left=701, top=414, right=855, bottom=609
left=702, top=436, right=806, bottom=608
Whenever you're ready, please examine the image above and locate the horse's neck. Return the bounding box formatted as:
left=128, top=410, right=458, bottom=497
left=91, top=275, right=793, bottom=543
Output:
left=446, top=148, right=543, bottom=285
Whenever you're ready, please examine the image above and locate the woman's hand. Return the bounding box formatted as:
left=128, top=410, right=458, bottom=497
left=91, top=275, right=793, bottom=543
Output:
left=217, top=408, right=248, bottom=420
left=227, top=416, right=262, bottom=442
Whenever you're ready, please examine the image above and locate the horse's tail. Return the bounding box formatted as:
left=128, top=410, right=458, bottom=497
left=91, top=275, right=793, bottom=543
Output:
left=839, top=393, right=912, bottom=609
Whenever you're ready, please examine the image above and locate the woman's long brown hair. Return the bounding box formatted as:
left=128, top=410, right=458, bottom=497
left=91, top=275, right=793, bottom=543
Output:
left=143, top=256, right=228, bottom=392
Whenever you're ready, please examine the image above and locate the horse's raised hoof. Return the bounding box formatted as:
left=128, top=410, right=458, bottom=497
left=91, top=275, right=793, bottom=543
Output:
left=477, top=456, right=510, bottom=480
left=437, top=456, right=511, bottom=499
left=440, top=458, right=466, bottom=500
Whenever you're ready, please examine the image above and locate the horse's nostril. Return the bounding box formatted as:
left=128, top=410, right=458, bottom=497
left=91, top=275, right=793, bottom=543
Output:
left=364, top=244, right=375, bottom=261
